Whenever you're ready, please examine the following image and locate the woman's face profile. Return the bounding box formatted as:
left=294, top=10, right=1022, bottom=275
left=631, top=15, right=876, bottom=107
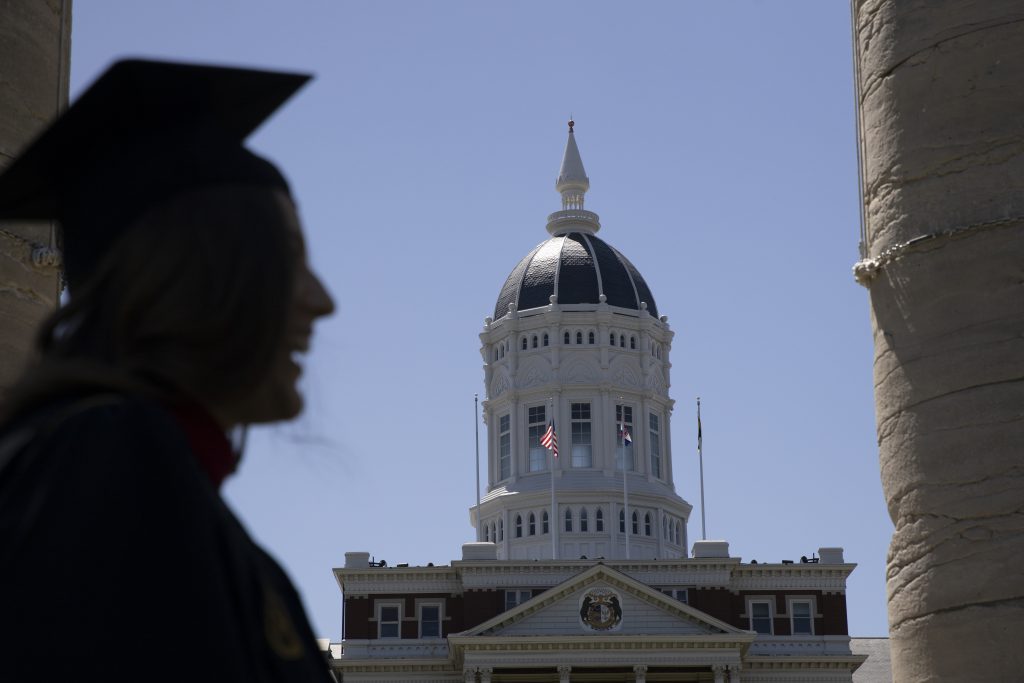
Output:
left=216, top=191, right=335, bottom=426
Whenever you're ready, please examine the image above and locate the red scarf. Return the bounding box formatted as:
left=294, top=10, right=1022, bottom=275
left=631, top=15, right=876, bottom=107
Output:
left=168, top=403, right=237, bottom=488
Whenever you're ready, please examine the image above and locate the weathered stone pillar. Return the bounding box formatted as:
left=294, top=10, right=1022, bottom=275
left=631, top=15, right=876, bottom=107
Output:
left=711, top=664, right=725, bottom=683
left=0, top=0, right=72, bottom=392
left=478, top=667, right=492, bottom=683
left=557, top=664, right=571, bottom=683
left=632, top=664, right=647, bottom=683
left=852, top=1, right=1024, bottom=680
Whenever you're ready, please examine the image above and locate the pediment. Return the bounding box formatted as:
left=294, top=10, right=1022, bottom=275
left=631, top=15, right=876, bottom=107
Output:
left=455, top=564, right=744, bottom=639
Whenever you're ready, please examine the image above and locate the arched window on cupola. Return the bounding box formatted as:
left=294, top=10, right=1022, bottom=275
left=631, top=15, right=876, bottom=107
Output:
left=632, top=510, right=639, bottom=535
left=564, top=508, right=573, bottom=532
left=542, top=510, right=549, bottom=534
left=484, top=524, right=491, bottom=542
left=596, top=508, right=604, bottom=532
left=532, top=335, right=538, bottom=348
left=522, top=337, right=528, bottom=351
left=580, top=508, right=589, bottom=532
left=609, top=332, right=615, bottom=345
left=543, top=333, right=549, bottom=346
left=588, top=331, right=595, bottom=344
left=676, top=521, right=682, bottom=545
left=576, top=331, right=583, bottom=344
left=493, top=348, right=498, bottom=361
left=630, top=336, right=636, bottom=349
left=619, top=509, right=626, bottom=533
left=663, top=517, right=668, bottom=539
left=528, top=512, right=536, bottom=535
left=644, top=512, right=652, bottom=536
left=515, top=514, right=523, bottom=538
left=498, top=518, right=504, bottom=541
left=490, top=523, right=496, bottom=543
left=564, top=331, right=571, bottom=345
left=620, top=335, right=626, bottom=347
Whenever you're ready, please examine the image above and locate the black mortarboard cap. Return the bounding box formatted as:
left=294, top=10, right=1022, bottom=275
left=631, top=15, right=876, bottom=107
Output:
left=0, top=59, right=311, bottom=288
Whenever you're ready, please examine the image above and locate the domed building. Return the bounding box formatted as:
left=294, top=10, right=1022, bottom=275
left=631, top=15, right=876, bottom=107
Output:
left=331, top=125, right=870, bottom=683
left=476, top=121, right=690, bottom=562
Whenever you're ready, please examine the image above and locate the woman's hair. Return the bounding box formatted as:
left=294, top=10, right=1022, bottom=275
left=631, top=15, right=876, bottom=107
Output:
left=2, top=185, right=295, bottom=420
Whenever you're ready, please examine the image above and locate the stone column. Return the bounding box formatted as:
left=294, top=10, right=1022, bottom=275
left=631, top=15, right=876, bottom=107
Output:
left=727, top=664, right=741, bottom=683
left=711, top=664, right=725, bottom=683
left=852, top=1, right=1024, bottom=680
left=478, top=667, right=492, bottom=683
left=463, top=667, right=476, bottom=683
left=557, top=665, right=571, bottom=683
left=0, top=0, right=72, bottom=393
left=632, top=664, right=647, bottom=683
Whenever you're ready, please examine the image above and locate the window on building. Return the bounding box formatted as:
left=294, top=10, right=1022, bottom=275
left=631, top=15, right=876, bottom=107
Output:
left=498, top=518, right=504, bottom=541
left=542, top=510, right=549, bottom=534
left=790, top=599, right=814, bottom=635
left=564, top=508, right=573, bottom=532
left=588, top=331, right=595, bottom=344
left=484, top=524, right=491, bottom=542
left=532, top=335, right=538, bottom=348
left=749, top=600, right=773, bottom=634
left=419, top=603, right=442, bottom=638
left=515, top=514, right=522, bottom=538
left=543, top=333, right=549, bottom=346
left=499, top=414, right=511, bottom=480
left=649, top=413, right=661, bottom=478
left=616, top=404, right=634, bottom=471
left=660, top=588, right=689, bottom=604
left=644, top=512, right=652, bottom=536
left=570, top=403, right=592, bottom=468
left=630, top=336, right=636, bottom=349
left=528, top=405, right=547, bottom=472
left=609, top=332, right=615, bottom=345
left=619, top=335, right=625, bottom=347
left=632, top=510, right=639, bottom=535
left=564, top=331, right=570, bottom=344
left=576, top=331, right=583, bottom=344
left=522, top=337, right=527, bottom=350
left=580, top=508, right=589, bottom=532
left=595, top=508, right=604, bottom=532
left=528, top=513, right=536, bottom=536
left=675, top=521, right=681, bottom=545
left=505, top=590, right=532, bottom=611
left=490, top=522, right=496, bottom=542
left=378, top=603, right=401, bottom=638
left=662, top=517, right=668, bottom=539
left=619, top=509, right=625, bottom=533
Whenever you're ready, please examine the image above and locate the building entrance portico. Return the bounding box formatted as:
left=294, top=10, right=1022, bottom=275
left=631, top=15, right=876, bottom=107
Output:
left=461, top=664, right=734, bottom=683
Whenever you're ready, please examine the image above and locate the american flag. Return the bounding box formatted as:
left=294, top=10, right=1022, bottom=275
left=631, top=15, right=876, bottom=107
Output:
left=541, top=420, right=558, bottom=458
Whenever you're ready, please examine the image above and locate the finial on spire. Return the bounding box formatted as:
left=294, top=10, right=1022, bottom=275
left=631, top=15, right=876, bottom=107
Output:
left=556, top=119, right=589, bottom=210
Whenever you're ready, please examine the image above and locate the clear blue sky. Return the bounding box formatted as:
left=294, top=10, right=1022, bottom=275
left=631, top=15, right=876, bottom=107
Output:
left=70, top=1, right=889, bottom=638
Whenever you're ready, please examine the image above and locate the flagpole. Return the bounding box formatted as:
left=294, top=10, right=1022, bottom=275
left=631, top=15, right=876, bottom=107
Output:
left=620, top=401, right=630, bottom=560
left=698, top=397, right=706, bottom=541
left=475, top=393, right=481, bottom=542
left=549, top=397, right=557, bottom=560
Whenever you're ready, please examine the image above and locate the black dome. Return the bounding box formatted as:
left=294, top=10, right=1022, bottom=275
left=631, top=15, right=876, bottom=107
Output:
left=494, top=232, right=658, bottom=320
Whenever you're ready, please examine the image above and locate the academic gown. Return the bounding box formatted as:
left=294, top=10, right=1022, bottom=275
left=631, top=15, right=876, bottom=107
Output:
left=0, top=395, right=334, bottom=682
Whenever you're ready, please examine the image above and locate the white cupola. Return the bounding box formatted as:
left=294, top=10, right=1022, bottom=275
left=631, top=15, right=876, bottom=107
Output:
left=474, top=122, right=692, bottom=562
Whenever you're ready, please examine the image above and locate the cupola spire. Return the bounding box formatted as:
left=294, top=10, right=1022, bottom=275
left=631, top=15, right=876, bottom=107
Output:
left=546, top=119, right=601, bottom=236
left=556, top=118, right=590, bottom=209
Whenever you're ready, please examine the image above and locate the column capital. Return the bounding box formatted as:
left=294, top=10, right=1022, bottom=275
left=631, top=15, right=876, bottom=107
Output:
left=557, top=664, right=572, bottom=683
left=633, top=664, right=648, bottom=683
left=479, top=666, right=493, bottom=683
left=463, top=667, right=476, bottom=683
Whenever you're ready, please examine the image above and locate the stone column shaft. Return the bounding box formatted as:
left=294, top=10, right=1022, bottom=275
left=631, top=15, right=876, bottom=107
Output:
left=853, top=1, right=1024, bottom=679
left=0, top=0, right=72, bottom=393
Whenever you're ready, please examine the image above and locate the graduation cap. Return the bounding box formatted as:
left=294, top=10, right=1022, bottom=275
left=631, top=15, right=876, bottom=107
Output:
left=0, top=59, right=311, bottom=289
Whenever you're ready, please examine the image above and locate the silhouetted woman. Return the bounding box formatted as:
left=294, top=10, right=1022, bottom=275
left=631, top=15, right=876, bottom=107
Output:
left=0, top=60, right=335, bottom=682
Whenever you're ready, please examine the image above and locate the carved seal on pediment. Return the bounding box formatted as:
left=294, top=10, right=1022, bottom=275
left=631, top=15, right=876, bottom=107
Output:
left=579, top=588, right=622, bottom=632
